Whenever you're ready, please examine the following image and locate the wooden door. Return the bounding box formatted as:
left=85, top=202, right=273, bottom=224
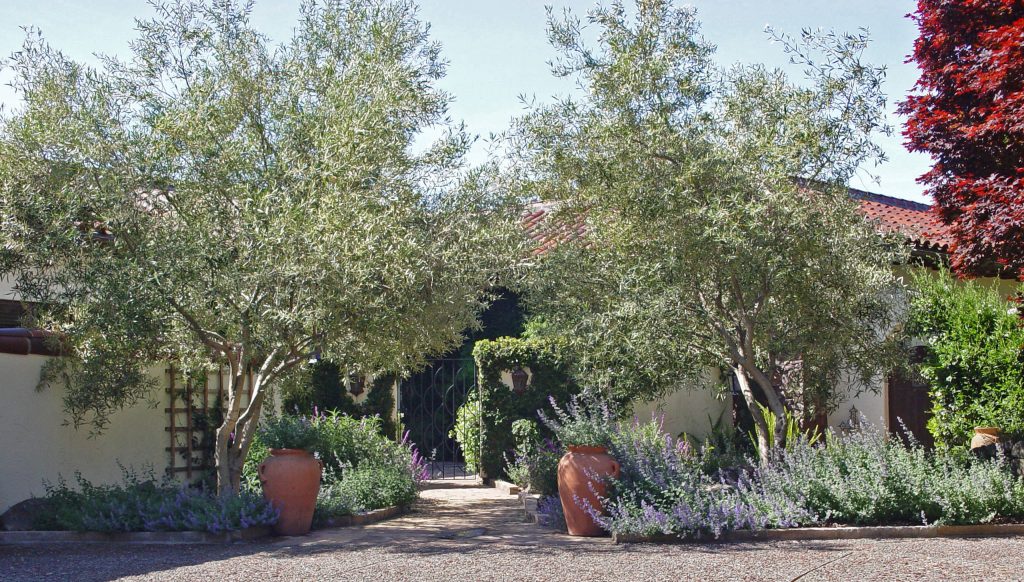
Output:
left=887, top=349, right=934, bottom=448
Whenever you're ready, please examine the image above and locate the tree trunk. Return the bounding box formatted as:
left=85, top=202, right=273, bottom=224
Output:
left=214, top=400, right=267, bottom=493
left=734, top=363, right=793, bottom=463
left=213, top=354, right=271, bottom=494
left=732, top=366, right=771, bottom=464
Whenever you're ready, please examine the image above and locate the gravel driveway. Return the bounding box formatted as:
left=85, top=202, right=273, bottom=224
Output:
left=3, top=482, right=1023, bottom=581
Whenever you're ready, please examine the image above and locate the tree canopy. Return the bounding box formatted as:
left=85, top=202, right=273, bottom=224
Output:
left=901, top=0, right=1024, bottom=279
left=508, top=0, right=907, bottom=458
left=0, top=0, right=522, bottom=491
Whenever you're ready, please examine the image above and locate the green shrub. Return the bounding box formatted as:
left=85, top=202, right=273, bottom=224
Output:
left=908, top=271, right=1024, bottom=447
left=243, top=411, right=426, bottom=526
left=257, top=415, right=319, bottom=450
left=507, top=447, right=561, bottom=496
left=332, top=465, right=418, bottom=512
left=505, top=418, right=561, bottom=495
left=473, top=337, right=579, bottom=478
left=450, top=396, right=482, bottom=473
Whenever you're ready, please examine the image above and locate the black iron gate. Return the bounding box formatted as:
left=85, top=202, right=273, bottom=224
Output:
left=399, top=358, right=479, bottom=480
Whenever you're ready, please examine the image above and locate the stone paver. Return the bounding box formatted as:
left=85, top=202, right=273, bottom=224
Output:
left=2, top=481, right=1024, bottom=581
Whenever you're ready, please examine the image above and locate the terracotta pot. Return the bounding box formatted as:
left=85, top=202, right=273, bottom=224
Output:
left=971, top=427, right=1002, bottom=450
left=557, top=445, right=620, bottom=537
left=259, top=448, right=323, bottom=536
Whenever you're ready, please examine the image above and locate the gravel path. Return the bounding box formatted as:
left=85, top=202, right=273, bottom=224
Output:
left=3, top=481, right=1024, bottom=581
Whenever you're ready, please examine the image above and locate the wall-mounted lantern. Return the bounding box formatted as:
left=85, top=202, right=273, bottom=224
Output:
left=349, top=374, right=365, bottom=397
left=510, top=366, right=529, bottom=395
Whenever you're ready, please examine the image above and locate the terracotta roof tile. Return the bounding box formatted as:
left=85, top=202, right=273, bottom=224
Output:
left=523, top=190, right=951, bottom=254
left=850, top=188, right=952, bottom=251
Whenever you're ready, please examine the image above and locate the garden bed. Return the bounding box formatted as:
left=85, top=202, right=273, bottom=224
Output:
left=0, top=504, right=411, bottom=545
left=497, top=484, right=1024, bottom=544
left=314, top=505, right=408, bottom=528
left=502, top=394, right=1024, bottom=543
left=612, top=523, right=1024, bottom=544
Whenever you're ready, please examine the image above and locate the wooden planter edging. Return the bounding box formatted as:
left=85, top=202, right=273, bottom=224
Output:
left=0, top=526, right=271, bottom=545
left=316, top=505, right=408, bottom=528
left=612, top=523, right=1024, bottom=545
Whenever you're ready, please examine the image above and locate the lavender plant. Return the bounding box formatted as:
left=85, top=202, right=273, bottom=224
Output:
left=597, top=417, right=1024, bottom=539
left=746, top=423, right=1024, bottom=526
left=506, top=419, right=562, bottom=495
left=536, top=494, right=567, bottom=530
left=538, top=392, right=615, bottom=448
left=594, top=415, right=809, bottom=538
left=37, top=467, right=277, bottom=533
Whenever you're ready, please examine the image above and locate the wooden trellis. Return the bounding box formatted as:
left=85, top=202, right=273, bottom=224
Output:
left=165, top=365, right=253, bottom=480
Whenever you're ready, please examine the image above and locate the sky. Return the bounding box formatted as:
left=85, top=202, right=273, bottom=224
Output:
left=0, top=0, right=931, bottom=203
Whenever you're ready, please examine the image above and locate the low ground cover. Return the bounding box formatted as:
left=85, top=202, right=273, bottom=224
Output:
left=33, top=468, right=276, bottom=533
left=28, top=411, right=425, bottom=534
left=515, top=395, right=1024, bottom=539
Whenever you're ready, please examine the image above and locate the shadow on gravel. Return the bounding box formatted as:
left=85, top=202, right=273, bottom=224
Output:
left=0, top=541, right=276, bottom=582
left=0, top=484, right=944, bottom=582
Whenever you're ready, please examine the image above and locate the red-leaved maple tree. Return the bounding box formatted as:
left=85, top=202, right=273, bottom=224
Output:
left=900, top=0, right=1024, bottom=279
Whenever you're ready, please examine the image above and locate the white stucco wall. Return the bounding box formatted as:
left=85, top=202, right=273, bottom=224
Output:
left=0, top=274, right=17, bottom=301
left=827, top=373, right=888, bottom=431
left=631, top=371, right=731, bottom=440
left=0, top=355, right=273, bottom=514
left=0, top=354, right=170, bottom=513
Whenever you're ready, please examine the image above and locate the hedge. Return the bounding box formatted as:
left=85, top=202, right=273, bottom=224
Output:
left=908, top=271, right=1024, bottom=447
left=472, top=337, right=579, bottom=479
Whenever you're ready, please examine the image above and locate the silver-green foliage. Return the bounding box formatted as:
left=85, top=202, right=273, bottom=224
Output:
left=507, top=0, right=907, bottom=458
left=747, top=427, right=1024, bottom=527
left=0, top=0, right=522, bottom=491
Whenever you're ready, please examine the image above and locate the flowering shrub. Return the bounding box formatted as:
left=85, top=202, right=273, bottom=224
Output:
left=244, top=410, right=427, bottom=527
left=538, top=392, right=615, bottom=447
left=590, top=415, right=807, bottom=538
left=587, top=413, right=1024, bottom=539
left=749, top=426, right=1024, bottom=526
left=507, top=440, right=562, bottom=496
left=37, top=467, right=277, bottom=533
left=506, top=419, right=561, bottom=495
left=535, top=494, right=566, bottom=530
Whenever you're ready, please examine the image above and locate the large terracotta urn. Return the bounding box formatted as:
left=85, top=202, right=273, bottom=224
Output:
left=557, top=445, right=620, bottom=537
left=971, top=427, right=1002, bottom=450
left=259, top=448, right=323, bottom=536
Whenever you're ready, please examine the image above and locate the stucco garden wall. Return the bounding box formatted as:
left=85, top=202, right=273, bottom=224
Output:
left=0, top=353, right=170, bottom=513
left=631, top=371, right=730, bottom=441
left=0, top=353, right=275, bottom=514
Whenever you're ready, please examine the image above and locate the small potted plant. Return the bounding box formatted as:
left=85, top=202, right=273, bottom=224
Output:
left=540, top=394, right=620, bottom=537
left=257, top=415, right=323, bottom=536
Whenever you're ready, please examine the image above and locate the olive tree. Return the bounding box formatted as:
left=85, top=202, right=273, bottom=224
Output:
left=0, top=0, right=522, bottom=492
left=509, top=1, right=907, bottom=460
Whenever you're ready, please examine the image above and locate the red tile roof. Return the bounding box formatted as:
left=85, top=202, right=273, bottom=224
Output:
left=849, top=189, right=952, bottom=252
left=523, top=189, right=951, bottom=254
left=521, top=202, right=587, bottom=256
